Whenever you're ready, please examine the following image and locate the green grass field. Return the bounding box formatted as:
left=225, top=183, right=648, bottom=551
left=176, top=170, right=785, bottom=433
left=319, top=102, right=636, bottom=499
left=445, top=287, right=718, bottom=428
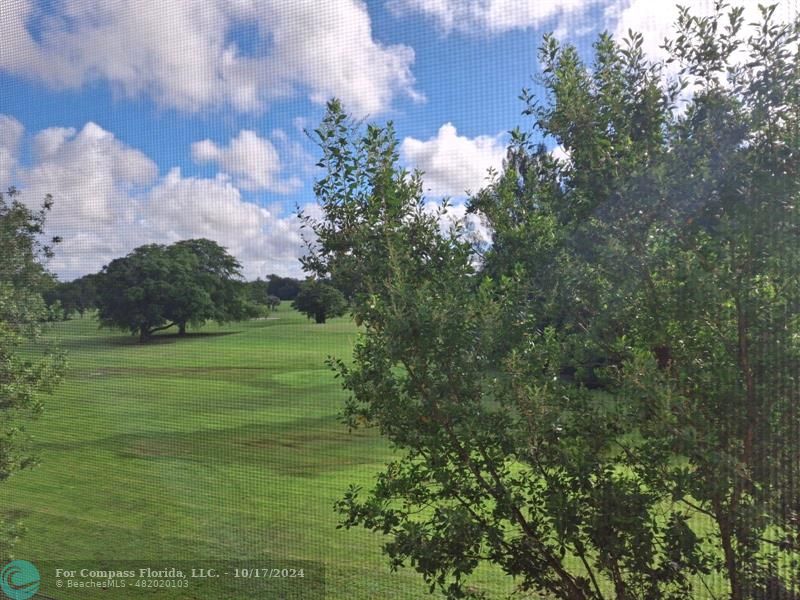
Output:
left=2, top=304, right=522, bottom=599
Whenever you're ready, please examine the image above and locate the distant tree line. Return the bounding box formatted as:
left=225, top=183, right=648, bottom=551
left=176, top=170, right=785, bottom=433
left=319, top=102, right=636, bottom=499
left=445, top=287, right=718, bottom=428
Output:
left=242, top=274, right=305, bottom=310
left=41, top=238, right=351, bottom=338
left=42, top=273, right=99, bottom=320
left=257, top=274, right=303, bottom=301
left=41, top=252, right=307, bottom=331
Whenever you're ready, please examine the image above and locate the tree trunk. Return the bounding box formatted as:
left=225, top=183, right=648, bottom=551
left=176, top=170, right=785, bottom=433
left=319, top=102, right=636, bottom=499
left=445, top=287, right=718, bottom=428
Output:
left=715, top=502, right=743, bottom=600
left=178, top=322, right=187, bottom=336
left=315, top=312, right=326, bottom=324
left=139, top=325, right=150, bottom=343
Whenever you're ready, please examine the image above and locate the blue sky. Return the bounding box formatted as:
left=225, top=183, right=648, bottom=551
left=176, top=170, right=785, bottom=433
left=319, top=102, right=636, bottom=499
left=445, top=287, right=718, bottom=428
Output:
left=0, top=0, right=787, bottom=279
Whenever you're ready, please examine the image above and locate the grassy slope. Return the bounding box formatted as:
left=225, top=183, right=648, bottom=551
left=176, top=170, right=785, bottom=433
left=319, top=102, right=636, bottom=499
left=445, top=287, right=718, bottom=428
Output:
left=4, top=305, right=521, bottom=598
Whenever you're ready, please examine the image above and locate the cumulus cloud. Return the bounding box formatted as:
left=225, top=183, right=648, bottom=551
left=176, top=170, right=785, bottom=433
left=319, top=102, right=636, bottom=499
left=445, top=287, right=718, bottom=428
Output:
left=191, top=130, right=301, bottom=193
left=389, top=0, right=797, bottom=59
left=15, top=123, right=155, bottom=276
left=387, top=0, right=602, bottom=35
left=22, top=122, right=158, bottom=225
left=608, top=0, right=798, bottom=62
left=0, top=0, right=420, bottom=116
left=14, top=121, right=306, bottom=279
left=258, top=1, right=424, bottom=115
left=0, top=115, right=24, bottom=189
left=400, top=123, right=506, bottom=197
left=13, top=120, right=499, bottom=280
left=144, top=168, right=305, bottom=277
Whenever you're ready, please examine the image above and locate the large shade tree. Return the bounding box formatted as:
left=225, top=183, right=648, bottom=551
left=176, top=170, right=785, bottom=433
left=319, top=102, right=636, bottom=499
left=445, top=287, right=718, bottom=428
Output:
left=167, top=238, right=250, bottom=335
left=302, top=4, right=800, bottom=599
left=96, top=239, right=248, bottom=341
left=0, top=188, right=65, bottom=558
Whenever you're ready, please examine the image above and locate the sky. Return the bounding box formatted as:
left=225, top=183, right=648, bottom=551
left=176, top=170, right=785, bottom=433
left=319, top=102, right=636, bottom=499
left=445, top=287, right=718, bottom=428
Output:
left=1, top=0, right=796, bottom=280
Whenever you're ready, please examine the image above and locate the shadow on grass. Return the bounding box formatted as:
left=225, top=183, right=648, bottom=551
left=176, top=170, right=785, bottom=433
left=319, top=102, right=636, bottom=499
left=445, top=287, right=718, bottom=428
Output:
left=144, top=331, right=244, bottom=342
left=39, top=418, right=384, bottom=476
left=60, top=330, right=243, bottom=350
left=1, top=508, right=33, bottom=522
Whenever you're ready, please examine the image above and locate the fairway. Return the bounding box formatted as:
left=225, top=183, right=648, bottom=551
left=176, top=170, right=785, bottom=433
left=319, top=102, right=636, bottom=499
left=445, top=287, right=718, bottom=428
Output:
left=3, top=305, right=496, bottom=599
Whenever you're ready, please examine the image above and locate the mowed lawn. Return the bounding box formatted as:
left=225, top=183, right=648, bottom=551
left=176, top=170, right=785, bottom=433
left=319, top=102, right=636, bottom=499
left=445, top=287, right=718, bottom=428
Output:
left=2, top=304, right=517, bottom=599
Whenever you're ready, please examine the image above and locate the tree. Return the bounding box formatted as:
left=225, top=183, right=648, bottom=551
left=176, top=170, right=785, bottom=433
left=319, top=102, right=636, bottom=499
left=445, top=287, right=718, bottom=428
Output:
left=96, top=239, right=247, bottom=341
left=266, top=274, right=302, bottom=300
left=291, top=280, right=347, bottom=324
left=0, top=188, right=65, bottom=558
left=43, top=274, right=102, bottom=321
left=43, top=280, right=81, bottom=320
left=72, top=273, right=99, bottom=317
left=302, top=4, right=800, bottom=598
left=266, top=295, right=281, bottom=311
left=244, top=279, right=281, bottom=311
left=246, top=278, right=271, bottom=305
left=167, top=239, right=249, bottom=335
left=97, top=244, right=182, bottom=341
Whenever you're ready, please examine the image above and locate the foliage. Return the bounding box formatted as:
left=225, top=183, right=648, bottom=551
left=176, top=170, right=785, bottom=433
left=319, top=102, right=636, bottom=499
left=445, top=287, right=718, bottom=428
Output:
left=266, top=294, right=281, bottom=311
left=42, top=273, right=99, bottom=320
left=266, top=274, right=302, bottom=301
left=96, top=239, right=248, bottom=341
left=168, top=239, right=252, bottom=333
left=244, top=278, right=283, bottom=311
left=0, top=188, right=65, bottom=559
left=245, top=278, right=270, bottom=306
left=291, top=279, right=347, bottom=324
left=302, top=4, right=800, bottom=598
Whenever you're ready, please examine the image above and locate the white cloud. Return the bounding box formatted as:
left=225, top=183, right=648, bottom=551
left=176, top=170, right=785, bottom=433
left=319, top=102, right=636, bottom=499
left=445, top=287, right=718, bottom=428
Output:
left=550, top=144, right=570, bottom=165
left=144, top=168, right=305, bottom=278
left=13, top=121, right=500, bottom=280
left=609, top=1, right=798, bottom=63
left=257, top=1, right=424, bottom=115
left=423, top=199, right=492, bottom=249
left=0, top=115, right=24, bottom=189
left=17, top=122, right=158, bottom=276
left=15, top=121, right=306, bottom=279
left=191, top=130, right=301, bottom=193
left=400, top=123, right=506, bottom=197
left=606, top=0, right=798, bottom=116
left=0, top=0, right=419, bottom=116
left=389, top=0, right=797, bottom=61
left=388, top=0, right=602, bottom=35
left=22, top=121, right=157, bottom=225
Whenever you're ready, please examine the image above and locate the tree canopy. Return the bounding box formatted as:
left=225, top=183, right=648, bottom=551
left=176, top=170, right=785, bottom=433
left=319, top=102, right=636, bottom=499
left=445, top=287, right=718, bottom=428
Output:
left=292, top=279, right=347, bottom=324
left=303, top=4, right=800, bottom=599
left=96, top=239, right=248, bottom=341
left=0, top=188, right=65, bottom=558
left=42, top=273, right=99, bottom=320
left=244, top=278, right=284, bottom=311
left=266, top=274, right=302, bottom=300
